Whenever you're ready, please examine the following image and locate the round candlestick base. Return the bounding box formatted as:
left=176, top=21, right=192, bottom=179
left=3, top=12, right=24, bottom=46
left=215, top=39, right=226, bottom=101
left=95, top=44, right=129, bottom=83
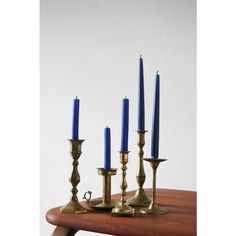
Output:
left=140, top=205, right=168, bottom=215
left=111, top=204, right=135, bottom=217
left=60, top=201, right=87, bottom=214
left=127, top=188, right=151, bottom=207
left=93, top=201, right=116, bottom=209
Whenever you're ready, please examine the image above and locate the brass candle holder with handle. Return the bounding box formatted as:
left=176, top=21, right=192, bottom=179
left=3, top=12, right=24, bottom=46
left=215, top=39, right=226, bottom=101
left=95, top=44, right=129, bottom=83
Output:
left=60, top=139, right=87, bottom=214
left=127, top=130, right=151, bottom=206
left=93, top=168, right=117, bottom=209
left=111, top=151, right=135, bottom=217
left=140, top=158, right=168, bottom=215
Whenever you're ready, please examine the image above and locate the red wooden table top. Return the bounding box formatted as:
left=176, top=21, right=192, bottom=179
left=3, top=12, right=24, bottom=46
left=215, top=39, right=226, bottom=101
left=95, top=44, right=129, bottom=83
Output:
left=46, top=188, right=196, bottom=236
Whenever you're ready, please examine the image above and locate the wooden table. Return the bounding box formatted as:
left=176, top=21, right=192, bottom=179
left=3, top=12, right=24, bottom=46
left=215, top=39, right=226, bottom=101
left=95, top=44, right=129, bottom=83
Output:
left=46, top=188, right=196, bottom=236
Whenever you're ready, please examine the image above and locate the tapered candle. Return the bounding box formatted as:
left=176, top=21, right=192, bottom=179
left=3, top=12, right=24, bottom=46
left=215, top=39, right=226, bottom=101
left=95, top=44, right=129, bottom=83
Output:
left=138, top=55, right=145, bottom=131
left=151, top=72, right=160, bottom=159
left=104, top=127, right=111, bottom=170
left=72, top=97, right=80, bottom=140
left=120, top=97, right=129, bottom=152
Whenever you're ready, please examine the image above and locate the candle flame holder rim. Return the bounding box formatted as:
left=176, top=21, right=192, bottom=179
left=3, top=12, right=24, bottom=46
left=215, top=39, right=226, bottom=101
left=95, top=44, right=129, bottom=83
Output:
left=143, top=158, right=167, bottom=163
left=68, top=138, right=85, bottom=142
left=135, top=129, right=148, bottom=133
left=97, top=168, right=117, bottom=175
left=118, top=150, right=130, bottom=154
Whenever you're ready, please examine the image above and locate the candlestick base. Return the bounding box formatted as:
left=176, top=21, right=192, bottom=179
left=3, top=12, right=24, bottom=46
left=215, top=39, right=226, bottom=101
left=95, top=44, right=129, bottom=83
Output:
left=140, top=158, right=168, bottom=215
left=60, top=201, right=87, bottom=214
left=93, top=202, right=117, bottom=209
left=127, top=188, right=151, bottom=207
left=111, top=204, right=135, bottom=217
left=86, top=198, right=120, bottom=211
left=140, top=206, right=167, bottom=215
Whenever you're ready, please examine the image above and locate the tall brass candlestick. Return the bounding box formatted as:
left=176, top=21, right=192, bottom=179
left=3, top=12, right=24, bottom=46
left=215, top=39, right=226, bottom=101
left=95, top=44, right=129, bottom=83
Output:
left=94, top=168, right=117, bottom=209
left=141, top=158, right=168, bottom=215
left=127, top=130, right=151, bottom=206
left=111, top=151, right=135, bottom=217
left=60, top=139, right=87, bottom=214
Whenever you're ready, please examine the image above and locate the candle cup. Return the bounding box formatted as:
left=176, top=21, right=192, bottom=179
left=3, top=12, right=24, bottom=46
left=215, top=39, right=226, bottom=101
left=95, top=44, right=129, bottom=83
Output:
left=140, top=158, right=168, bottom=215
left=93, top=168, right=117, bottom=210
left=60, top=139, right=87, bottom=214
left=127, top=130, right=151, bottom=207
left=111, top=151, right=135, bottom=217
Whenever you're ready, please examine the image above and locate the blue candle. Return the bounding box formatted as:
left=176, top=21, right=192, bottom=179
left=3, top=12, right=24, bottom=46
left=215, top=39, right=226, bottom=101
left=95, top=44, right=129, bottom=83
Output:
left=151, top=72, right=160, bottom=159
left=138, top=55, right=145, bottom=131
left=72, top=97, right=80, bottom=140
left=104, top=127, right=111, bottom=170
left=120, top=98, right=129, bottom=152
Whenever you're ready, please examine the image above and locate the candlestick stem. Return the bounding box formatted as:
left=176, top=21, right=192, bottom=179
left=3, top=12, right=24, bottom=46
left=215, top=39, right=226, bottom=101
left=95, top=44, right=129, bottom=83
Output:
left=60, top=139, right=87, bottom=214
left=151, top=162, right=157, bottom=209
left=111, top=151, right=135, bottom=217
left=141, top=158, right=168, bottom=215
left=127, top=130, right=151, bottom=206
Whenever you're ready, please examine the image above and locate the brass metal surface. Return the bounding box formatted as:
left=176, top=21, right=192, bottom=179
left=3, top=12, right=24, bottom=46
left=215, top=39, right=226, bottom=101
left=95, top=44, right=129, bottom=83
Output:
left=111, top=151, right=135, bottom=217
left=127, top=130, right=151, bottom=206
left=60, top=139, right=87, bottom=214
left=94, top=168, right=117, bottom=209
left=86, top=198, right=120, bottom=211
left=140, top=158, right=168, bottom=215
left=111, top=203, right=135, bottom=217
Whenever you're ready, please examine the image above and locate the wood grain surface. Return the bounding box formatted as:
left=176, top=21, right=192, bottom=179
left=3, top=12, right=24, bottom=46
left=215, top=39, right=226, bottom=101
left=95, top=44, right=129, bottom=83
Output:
left=46, top=188, right=196, bottom=236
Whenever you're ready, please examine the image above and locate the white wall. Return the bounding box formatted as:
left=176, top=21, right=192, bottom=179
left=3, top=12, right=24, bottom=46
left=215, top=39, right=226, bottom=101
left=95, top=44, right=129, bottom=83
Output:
left=40, top=0, right=196, bottom=235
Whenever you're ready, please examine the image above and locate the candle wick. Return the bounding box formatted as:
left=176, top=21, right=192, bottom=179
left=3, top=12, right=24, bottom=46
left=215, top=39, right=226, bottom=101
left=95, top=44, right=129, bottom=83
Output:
left=76, top=96, right=78, bottom=98
left=140, top=54, right=142, bottom=58
left=156, top=70, right=159, bottom=74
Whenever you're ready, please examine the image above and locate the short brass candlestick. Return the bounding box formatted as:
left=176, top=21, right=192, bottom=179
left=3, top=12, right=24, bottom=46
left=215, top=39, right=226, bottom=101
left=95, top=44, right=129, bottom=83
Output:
left=127, top=130, right=151, bottom=206
left=141, top=158, right=168, bottom=215
left=94, top=168, right=117, bottom=209
left=60, top=139, right=87, bottom=214
left=111, top=151, right=135, bottom=217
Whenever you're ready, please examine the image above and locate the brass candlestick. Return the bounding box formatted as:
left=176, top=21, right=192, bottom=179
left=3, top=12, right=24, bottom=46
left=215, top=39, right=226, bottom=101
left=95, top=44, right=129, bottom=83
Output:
left=93, top=168, right=117, bottom=209
left=140, top=158, right=168, bottom=215
left=127, top=130, right=151, bottom=206
left=60, top=139, right=87, bottom=214
left=111, top=151, right=135, bottom=217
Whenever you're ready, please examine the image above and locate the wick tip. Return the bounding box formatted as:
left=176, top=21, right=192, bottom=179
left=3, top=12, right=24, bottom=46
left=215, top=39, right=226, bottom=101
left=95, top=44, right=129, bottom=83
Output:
left=156, top=70, right=159, bottom=74
left=140, top=54, right=142, bottom=58
left=75, top=96, right=78, bottom=99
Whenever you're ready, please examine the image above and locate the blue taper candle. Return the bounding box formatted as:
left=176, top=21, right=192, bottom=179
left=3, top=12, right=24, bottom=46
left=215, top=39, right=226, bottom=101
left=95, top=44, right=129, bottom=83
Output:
left=138, top=55, right=145, bottom=131
left=151, top=72, right=160, bottom=159
left=104, top=127, right=111, bottom=170
left=120, top=97, right=129, bottom=152
left=72, top=97, right=80, bottom=140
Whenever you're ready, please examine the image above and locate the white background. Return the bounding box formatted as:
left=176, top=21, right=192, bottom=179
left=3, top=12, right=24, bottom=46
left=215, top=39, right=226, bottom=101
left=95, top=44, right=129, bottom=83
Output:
left=40, top=0, right=195, bottom=235
left=1, top=0, right=236, bottom=236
